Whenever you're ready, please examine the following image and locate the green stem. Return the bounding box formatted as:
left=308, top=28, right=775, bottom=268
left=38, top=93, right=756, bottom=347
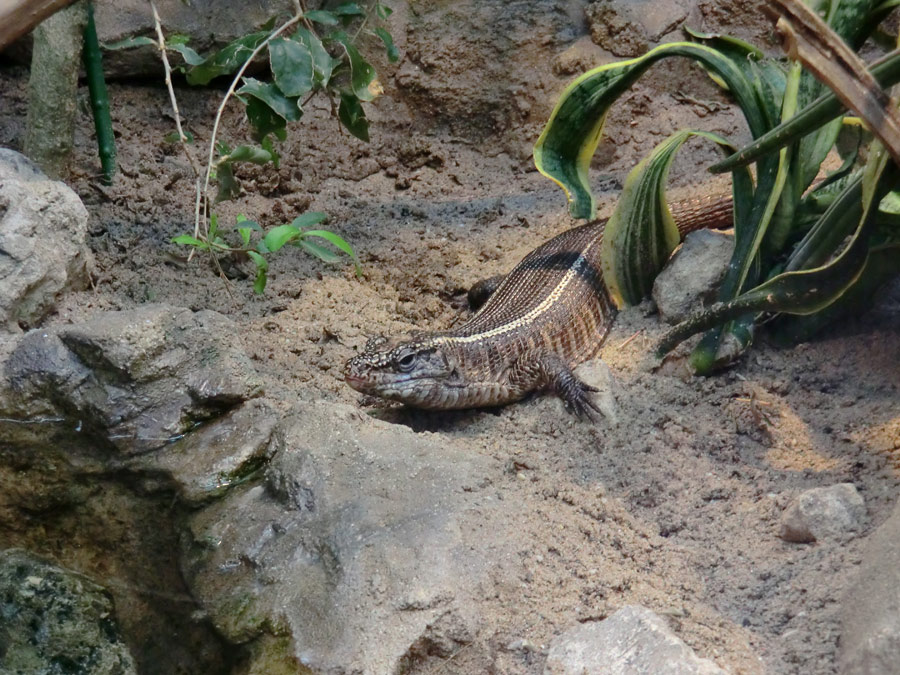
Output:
left=83, top=0, right=116, bottom=184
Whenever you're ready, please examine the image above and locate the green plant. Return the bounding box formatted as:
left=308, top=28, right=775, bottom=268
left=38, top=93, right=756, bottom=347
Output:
left=108, top=1, right=397, bottom=292
left=534, top=0, right=900, bottom=373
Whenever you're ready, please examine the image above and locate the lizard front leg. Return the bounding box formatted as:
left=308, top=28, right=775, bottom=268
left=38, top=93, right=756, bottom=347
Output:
left=506, top=351, right=603, bottom=418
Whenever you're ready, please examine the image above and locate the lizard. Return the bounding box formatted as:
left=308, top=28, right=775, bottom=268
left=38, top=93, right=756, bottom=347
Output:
left=343, top=191, right=734, bottom=417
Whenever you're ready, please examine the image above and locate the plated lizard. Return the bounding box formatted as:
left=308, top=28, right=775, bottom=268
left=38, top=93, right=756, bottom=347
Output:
left=344, top=193, right=733, bottom=416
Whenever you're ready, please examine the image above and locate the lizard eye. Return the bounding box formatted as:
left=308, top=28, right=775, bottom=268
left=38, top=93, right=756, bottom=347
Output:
left=396, top=351, right=417, bottom=372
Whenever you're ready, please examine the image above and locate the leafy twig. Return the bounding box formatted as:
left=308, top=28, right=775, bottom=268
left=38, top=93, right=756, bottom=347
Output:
left=196, top=11, right=305, bottom=242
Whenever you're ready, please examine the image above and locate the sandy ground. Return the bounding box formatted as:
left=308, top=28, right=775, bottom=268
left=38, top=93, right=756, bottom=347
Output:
left=1, top=11, right=899, bottom=670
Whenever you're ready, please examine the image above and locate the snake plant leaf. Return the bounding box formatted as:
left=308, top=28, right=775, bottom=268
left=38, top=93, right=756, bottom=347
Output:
left=533, top=41, right=771, bottom=219
left=601, top=130, right=748, bottom=307
left=684, top=28, right=786, bottom=121
left=711, top=49, right=900, bottom=174
left=773, top=241, right=900, bottom=342
left=660, top=143, right=898, bottom=357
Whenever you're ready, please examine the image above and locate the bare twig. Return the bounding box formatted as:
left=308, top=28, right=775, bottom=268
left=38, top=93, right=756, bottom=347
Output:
left=149, top=1, right=200, bottom=177
left=149, top=0, right=203, bottom=242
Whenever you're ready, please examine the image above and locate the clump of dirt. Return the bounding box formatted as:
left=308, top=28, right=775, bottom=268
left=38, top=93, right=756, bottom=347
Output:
left=1, top=1, right=898, bottom=671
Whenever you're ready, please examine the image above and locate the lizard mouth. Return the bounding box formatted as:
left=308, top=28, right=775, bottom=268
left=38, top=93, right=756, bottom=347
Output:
left=344, top=372, right=369, bottom=391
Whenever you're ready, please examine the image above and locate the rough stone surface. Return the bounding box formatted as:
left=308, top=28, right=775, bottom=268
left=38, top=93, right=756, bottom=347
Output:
left=183, top=402, right=491, bottom=674
left=128, top=398, right=279, bottom=505
left=838, top=499, right=900, bottom=674
left=545, top=605, right=727, bottom=674
left=396, top=0, right=585, bottom=143
left=3, top=303, right=263, bottom=454
left=0, top=148, right=93, bottom=332
left=98, top=1, right=298, bottom=78
left=0, top=549, right=137, bottom=674
left=586, top=0, right=689, bottom=57
left=652, top=230, right=734, bottom=325
left=780, top=483, right=867, bottom=543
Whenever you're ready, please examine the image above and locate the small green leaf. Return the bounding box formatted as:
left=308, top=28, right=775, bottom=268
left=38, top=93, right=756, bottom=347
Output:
left=172, top=235, right=208, bottom=248
left=238, top=228, right=252, bottom=246
left=244, top=94, right=288, bottom=142
left=248, top=251, right=269, bottom=294
left=209, top=213, right=219, bottom=240
left=304, top=10, right=338, bottom=25
left=168, top=42, right=204, bottom=66
left=163, top=130, right=194, bottom=144
left=263, top=224, right=302, bottom=252
left=102, top=36, right=156, bottom=50
left=294, top=27, right=336, bottom=87
left=238, top=78, right=303, bottom=122
left=376, top=2, right=393, bottom=19
left=261, top=135, right=280, bottom=168
left=269, top=38, right=314, bottom=97
left=338, top=91, right=370, bottom=141
left=331, top=32, right=378, bottom=101
left=298, top=238, right=341, bottom=262
left=216, top=163, right=240, bottom=202
left=290, top=212, right=328, bottom=229
left=222, top=144, right=273, bottom=165
left=333, top=2, right=364, bottom=16
left=302, top=229, right=361, bottom=274
left=185, top=27, right=273, bottom=85
left=373, top=27, right=399, bottom=63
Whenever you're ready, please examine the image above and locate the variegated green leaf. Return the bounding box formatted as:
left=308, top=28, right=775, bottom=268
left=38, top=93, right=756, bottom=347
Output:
left=533, top=41, right=772, bottom=219
left=600, top=130, right=748, bottom=306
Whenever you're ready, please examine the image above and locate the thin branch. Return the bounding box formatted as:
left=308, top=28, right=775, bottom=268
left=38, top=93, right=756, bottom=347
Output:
left=149, top=0, right=200, bottom=179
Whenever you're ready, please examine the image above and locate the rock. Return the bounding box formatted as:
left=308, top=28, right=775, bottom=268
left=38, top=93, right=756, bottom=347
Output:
left=585, top=0, right=689, bottom=57
left=544, top=605, right=727, bottom=674
left=0, top=549, right=137, bottom=674
left=128, top=398, right=279, bottom=505
left=779, top=483, right=866, bottom=543
left=0, top=148, right=93, bottom=333
left=4, top=1, right=297, bottom=78
left=3, top=303, right=263, bottom=454
left=652, top=230, right=734, bottom=324
left=838, top=499, right=900, bottom=674
left=395, top=1, right=581, bottom=141
left=183, top=402, right=491, bottom=674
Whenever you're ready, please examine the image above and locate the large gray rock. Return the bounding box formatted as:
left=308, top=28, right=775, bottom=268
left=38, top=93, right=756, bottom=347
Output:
left=3, top=303, right=262, bottom=454
left=838, top=500, right=900, bottom=674
left=779, top=483, right=866, bottom=544
left=545, top=605, right=727, bottom=675
left=0, top=148, right=93, bottom=332
left=0, top=549, right=137, bottom=675
left=652, top=230, right=734, bottom=325
left=183, top=402, right=492, bottom=674
left=92, top=1, right=296, bottom=78
left=127, top=397, right=278, bottom=505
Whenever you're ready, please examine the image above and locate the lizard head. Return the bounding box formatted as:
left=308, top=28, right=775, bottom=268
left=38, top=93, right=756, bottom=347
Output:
left=344, top=334, right=458, bottom=408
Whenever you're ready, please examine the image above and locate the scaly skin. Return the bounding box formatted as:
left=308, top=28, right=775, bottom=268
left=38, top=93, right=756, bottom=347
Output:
left=344, top=192, right=733, bottom=415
